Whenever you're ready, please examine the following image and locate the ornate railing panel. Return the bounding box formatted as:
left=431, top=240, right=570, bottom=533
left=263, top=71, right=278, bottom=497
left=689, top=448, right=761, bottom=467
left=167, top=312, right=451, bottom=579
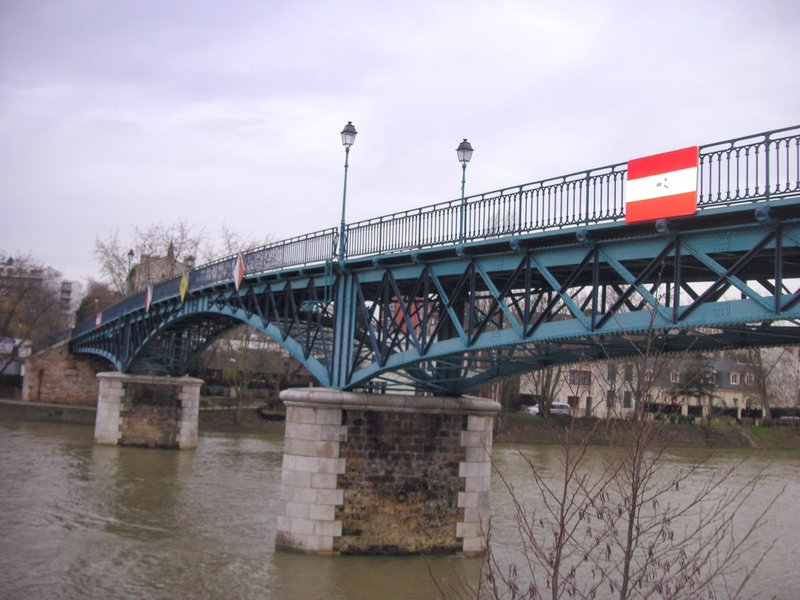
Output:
left=192, top=228, right=337, bottom=288
left=346, top=126, right=799, bottom=258
left=699, top=127, right=800, bottom=207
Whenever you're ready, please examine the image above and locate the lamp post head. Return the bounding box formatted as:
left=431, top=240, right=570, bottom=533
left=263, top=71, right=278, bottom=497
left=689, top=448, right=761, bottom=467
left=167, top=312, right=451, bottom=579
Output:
left=341, top=121, right=358, bottom=148
left=456, top=139, right=473, bottom=164
left=185, top=255, right=195, bottom=271
left=127, top=249, right=134, bottom=262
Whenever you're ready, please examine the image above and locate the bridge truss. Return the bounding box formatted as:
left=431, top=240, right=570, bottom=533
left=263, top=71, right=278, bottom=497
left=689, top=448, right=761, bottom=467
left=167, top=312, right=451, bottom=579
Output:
left=70, top=126, right=800, bottom=394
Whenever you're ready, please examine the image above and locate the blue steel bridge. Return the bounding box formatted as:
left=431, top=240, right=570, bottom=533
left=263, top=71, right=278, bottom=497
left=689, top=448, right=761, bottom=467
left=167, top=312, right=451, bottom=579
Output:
left=70, top=126, right=800, bottom=395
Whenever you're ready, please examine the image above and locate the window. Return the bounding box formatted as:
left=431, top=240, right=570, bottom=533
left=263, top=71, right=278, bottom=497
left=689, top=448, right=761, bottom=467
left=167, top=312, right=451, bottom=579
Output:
left=606, top=390, right=616, bottom=408
left=623, top=391, right=633, bottom=409
left=569, top=370, right=591, bottom=386
left=730, top=372, right=740, bottom=385
left=607, top=364, right=617, bottom=382
left=624, top=364, right=633, bottom=382
left=670, top=371, right=680, bottom=384
left=645, top=370, right=653, bottom=382
left=745, top=374, right=754, bottom=386
left=567, top=395, right=580, bottom=409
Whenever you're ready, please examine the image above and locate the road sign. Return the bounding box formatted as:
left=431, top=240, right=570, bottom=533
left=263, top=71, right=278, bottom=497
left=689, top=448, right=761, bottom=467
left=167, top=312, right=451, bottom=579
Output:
left=626, top=146, right=698, bottom=223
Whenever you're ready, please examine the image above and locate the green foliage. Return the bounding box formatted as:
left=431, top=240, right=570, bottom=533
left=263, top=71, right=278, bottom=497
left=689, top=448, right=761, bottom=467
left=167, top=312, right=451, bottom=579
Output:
left=670, top=354, right=717, bottom=404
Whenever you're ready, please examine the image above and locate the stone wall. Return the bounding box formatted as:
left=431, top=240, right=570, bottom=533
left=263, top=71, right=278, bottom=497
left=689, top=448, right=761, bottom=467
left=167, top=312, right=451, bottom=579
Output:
left=335, top=410, right=466, bottom=554
left=276, top=404, right=347, bottom=555
left=119, top=382, right=181, bottom=448
left=23, top=342, right=112, bottom=405
left=95, top=373, right=202, bottom=450
left=276, top=389, right=499, bottom=556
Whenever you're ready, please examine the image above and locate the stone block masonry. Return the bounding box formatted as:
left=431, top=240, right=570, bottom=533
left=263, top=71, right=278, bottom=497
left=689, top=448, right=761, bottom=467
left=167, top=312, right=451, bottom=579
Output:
left=23, top=341, right=112, bottom=405
left=94, top=372, right=202, bottom=450
left=276, top=389, right=500, bottom=556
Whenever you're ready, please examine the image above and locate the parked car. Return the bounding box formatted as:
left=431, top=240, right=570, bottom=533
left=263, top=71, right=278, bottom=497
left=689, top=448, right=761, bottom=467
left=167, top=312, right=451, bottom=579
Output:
left=526, top=402, right=572, bottom=416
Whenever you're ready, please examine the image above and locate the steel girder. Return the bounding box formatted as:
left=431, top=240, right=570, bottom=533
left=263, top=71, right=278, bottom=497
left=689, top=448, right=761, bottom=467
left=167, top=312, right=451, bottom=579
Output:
left=338, top=216, right=800, bottom=393
left=70, top=214, right=800, bottom=394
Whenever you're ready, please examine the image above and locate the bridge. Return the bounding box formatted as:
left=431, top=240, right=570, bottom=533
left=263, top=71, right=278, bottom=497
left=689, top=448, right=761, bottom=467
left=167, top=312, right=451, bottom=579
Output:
left=71, top=125, right=800, bottom=395
left=67, top=124, right=800, bottom=556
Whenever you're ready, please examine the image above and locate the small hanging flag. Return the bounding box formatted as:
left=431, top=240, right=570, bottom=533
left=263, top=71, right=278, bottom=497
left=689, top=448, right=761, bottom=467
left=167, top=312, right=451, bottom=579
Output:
left=95, top=313, right=102, bottom=329
left=179, top=271, right=189, bottom=302
left=233, top=253, right=246, bottom=291
left=145, top=286, right=153, bottom=312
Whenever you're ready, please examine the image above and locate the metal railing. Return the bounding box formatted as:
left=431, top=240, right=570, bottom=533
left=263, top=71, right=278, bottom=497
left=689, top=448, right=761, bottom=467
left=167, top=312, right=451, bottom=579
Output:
left=71, top=125, right=800, bottom=339
left=346, top=125, right=800, bottom=257
left=345, top=163, right=629, bottom=256
left=71, top=229, right=338, bottom=338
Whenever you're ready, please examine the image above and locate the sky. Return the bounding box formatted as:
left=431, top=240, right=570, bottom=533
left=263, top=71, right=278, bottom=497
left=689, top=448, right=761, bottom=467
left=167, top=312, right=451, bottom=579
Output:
left=2, top=0, right=799, bottom=283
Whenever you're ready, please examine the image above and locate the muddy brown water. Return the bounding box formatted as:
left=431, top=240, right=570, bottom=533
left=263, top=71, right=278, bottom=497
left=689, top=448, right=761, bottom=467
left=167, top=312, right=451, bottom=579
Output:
left=1, top=420, right=798, bottom=599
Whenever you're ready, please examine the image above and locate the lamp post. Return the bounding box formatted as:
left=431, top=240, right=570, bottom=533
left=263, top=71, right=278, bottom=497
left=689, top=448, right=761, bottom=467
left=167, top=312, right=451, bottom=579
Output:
left=338, top=121, right=358, bottom=262
left=125, top=249, right=134, bottom=298
left=456, top=138, right=473, bottom=245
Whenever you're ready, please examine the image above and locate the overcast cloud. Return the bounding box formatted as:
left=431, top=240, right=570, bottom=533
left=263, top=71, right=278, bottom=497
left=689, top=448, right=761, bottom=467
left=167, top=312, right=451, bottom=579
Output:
left=2, top=0, right=798, bottom=281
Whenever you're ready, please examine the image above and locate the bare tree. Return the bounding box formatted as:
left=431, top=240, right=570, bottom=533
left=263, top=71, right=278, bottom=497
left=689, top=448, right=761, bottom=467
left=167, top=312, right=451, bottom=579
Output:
left=94, top=220, right=207, bottom=294
left=670, top=353, right=717, bottom=433
left=203, top=326, right=298, bottom=423
left=214, top=224, right=272, bottom=258
left=525, top=364, right=564, bottom=417
left=620, top=334, right=675, bottom=422
left=93, top=221, right=272, bottom=294
left=220, top=327, right=268, bottom=425
left=488, top=418, right=617, bottom=599
left=261, top=348, right=311, bottom=407
left=737, top=347, right=798, bottom=419
left=438, top=404, right=779, bottom=600
left=599, top=418, right=778, bottom=600
left=74, top=279, right=123, bottom=325
left=0, top=253, right=63, bottom=373
left=435, top=304, right=779, bottom=600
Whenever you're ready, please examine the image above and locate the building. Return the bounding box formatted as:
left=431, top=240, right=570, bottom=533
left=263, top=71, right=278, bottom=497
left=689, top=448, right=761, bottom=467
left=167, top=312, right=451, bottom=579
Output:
left=520, top=347, right=800, bottom=419
left=130, top=242, right=194, bottom=292
left=58, top=280, right=85, bottom=330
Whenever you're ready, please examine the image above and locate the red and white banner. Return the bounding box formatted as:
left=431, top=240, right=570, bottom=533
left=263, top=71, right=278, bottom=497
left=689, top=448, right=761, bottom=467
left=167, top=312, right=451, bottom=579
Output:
left=233, top=253, right=246, bottom=291
left=95, top=313, right=102, bottom=329
left=625, top=146, right=698, bottom=223
left=144, top=286, right=152, bottom=312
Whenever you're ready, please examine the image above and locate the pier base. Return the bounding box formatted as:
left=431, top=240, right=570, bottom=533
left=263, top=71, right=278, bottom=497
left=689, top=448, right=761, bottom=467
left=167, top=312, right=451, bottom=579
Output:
left=275, top=388, right=500, bottom=556
left=94, top=372, right=202, bottom=450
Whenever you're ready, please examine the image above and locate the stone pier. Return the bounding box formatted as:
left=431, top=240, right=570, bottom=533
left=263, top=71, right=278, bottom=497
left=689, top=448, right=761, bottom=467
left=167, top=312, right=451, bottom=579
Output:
left=275, top=388, right=500, bottom=556
left=94, top=372, right=202, bottom=450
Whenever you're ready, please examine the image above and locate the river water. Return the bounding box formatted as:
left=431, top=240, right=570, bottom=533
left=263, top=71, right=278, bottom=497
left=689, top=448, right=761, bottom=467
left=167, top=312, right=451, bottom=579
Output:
left=1, top=420, right=799, bottom=599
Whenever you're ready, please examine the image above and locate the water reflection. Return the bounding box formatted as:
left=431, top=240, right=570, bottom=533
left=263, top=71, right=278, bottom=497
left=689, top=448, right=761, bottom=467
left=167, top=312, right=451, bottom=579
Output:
left=1, top=420, right=799, bottom=599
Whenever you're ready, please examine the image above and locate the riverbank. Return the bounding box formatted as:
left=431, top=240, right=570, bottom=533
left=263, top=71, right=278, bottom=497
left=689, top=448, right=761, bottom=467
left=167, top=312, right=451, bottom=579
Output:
left=496, top=413, right=800, bottom=451
left=199, top=406, right=285, bottom=434
left=3, top=400, right=800, bottom=450
left=0, top=399, right=286, bottom=435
